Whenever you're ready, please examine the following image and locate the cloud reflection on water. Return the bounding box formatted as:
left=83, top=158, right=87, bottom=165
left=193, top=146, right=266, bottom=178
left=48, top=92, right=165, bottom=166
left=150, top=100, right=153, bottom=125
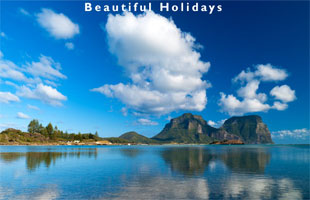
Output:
left=0, top=146, right=307, bottom=199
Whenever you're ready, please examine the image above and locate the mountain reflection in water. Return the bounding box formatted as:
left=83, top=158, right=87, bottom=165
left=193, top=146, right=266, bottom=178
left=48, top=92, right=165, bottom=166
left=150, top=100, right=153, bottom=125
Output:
left=160, top=146, right=270, bottom=175
left=0, top=145, right=308, bottom=199
left=161, top=147, right=214, bottom=175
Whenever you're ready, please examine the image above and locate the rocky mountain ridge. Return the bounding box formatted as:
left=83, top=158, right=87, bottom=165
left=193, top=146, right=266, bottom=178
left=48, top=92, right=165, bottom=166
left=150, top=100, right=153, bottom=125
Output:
left=124, top=113, right=273, bottom=144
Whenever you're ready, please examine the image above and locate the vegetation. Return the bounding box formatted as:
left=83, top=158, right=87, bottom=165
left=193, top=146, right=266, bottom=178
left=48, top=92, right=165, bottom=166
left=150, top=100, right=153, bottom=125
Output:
left=0, top=119, right=101, bottom=144
left=103, top=137, right=130, bottom=144
left=119, top=131, right=157, bottom=144
left=0, top=113, right=273, bottom=145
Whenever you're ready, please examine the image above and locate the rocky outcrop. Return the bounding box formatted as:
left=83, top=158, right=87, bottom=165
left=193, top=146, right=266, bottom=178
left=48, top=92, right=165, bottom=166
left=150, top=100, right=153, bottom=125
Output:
left=210, top=140, right=244, bottom=145
left=152, top=113, right=273, bottom=144
left=152, top=113, right=241, bottom=143
left=221, top=115, right=273, bottom=144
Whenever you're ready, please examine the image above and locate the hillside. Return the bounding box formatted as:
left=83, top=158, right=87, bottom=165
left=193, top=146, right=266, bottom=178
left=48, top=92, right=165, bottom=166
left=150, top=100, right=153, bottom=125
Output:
left=119, top=131, right=155, bottom=144
left=0, top=114, right=274, bottom=145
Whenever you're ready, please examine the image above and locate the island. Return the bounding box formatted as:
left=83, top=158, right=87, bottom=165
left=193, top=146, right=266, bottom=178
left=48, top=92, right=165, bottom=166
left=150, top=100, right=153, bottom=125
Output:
left=0, top=113, right=273, bottom=145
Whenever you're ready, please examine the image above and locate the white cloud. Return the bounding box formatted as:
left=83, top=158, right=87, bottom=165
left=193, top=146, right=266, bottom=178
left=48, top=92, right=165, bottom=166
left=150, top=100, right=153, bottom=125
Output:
left=0, top=92, right=20, bottom=103
left=17, top=112, right=30, bottom=119
left=17, top=83, right=67, bottom=106
left=272, top=128, right=310, bottom=140
left=137, top=118, right=158, bottom=126
left=65, top=42, right=74, bottom=50
left=0, top=53, right=67, bottom=105
left=270, top=85, right=296, bottom=102
left=27, top=104, right=40, bottom=110
left=234, top=64, right=288, bottom=83
left=0, top=53, right=65, bottom=83
left=19, top=8, right=30, bottom=16
left=44, top=79, right=58, bottom=87
left=219, top=92, right=270, bottom=116
left=0, top=57, right=29, bottom=82
left=92, top=11, right=210, bottom=115
left=121, top=107, right=128, bottom=116
left=272, top=101, right=288, bottom=111
left=207, top=119, right=227, bottom=128
left=255, top=64, right=288, bottom=81
left=36, top=8, right=79, bottom=39
left=25, top=55, right=67, bottom=80
left=4, top=81, right=19, bottom=88
left=207, top=120, right=216, bottom=126
left=0, top=32, right=6, bottom=38
left=219, top=64, right=295, bottom=116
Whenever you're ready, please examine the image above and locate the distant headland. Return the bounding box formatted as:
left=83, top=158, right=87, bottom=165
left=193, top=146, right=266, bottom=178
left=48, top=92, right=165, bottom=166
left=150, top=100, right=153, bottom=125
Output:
left=0, top=113, right=273, bottom=145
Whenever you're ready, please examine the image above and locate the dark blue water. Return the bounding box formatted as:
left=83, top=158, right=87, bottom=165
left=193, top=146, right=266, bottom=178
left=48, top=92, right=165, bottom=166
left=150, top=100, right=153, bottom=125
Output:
left=0, top=145, right=309, bottom=200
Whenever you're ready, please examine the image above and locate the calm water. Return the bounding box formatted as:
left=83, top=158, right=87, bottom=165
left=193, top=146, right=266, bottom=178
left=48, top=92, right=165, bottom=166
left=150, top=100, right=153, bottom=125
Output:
left=0, top=145, right=309, bottom=200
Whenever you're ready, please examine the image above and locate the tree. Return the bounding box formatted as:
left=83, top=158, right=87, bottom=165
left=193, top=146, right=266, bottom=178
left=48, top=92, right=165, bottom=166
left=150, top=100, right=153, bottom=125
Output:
left=46, top=123, right=54, bottom=138
left=28, top=119, right=40, bottom=133
left=95, top=131, right=99, bottom=137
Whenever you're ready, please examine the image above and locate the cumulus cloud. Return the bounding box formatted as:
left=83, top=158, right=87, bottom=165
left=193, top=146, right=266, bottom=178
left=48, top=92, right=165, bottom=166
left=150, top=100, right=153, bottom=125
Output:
left=27, top=104, right=40, bottom=110
left=207, top=120, right=216, bottom=126
left=65, top=42, right=74, bottom=50
left=271, top=101, right=288, bottom=111
left=17, top=83, right=67, bottom=106
left=36, top=8, right=79, bottom=39
left=0, top=53, right=65, bottom=83
left=270, top=85, right=296, bottom=102
left=219, top=64, right=295, bottom=116
left=137, top=118, right=158, bottom=126
left=234, top=64, right=288, bottom=83
left=92, top=11, right=210, bottom=115
left=17, top=112, right=30, bottom=119
left=0, top=92, right=20, bottom=103
left=24, top=55, right=67, bottom=80
left=0, top=57, right=29, bottom=82
left=0, top=52, right=67, bottom=105
left=271, top=128, right=310, bottom=140
left=207, top=119, right=226, bottom=128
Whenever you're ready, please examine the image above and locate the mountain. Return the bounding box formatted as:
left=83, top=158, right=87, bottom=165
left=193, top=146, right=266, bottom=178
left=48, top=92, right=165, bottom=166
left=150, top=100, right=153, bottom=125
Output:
left=119, top=131, right=155, bottom=144
left=221, top=115, right=273, bottom=144
left=152, top=113, right=240, bottom=143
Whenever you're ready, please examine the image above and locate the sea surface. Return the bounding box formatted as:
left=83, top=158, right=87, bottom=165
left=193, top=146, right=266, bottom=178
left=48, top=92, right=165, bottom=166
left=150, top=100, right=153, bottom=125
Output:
left=0, top=145, right=309, bottom=200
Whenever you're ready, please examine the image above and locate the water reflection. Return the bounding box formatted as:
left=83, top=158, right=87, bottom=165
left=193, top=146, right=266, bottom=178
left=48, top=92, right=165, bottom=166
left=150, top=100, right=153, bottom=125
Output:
left=160, top=147, right=271, bottom=175
left=0, top=146, right=308, bottom=199
left=221, top=149, right=271, bottom=173
left=107, top=177, right=210, bottom=200
left=119, top=148, right=144, bottom=158
left=0, top=148, right=97, bottom=171
left=161, top=147, right=214, bottom=176
left=0, top=152, right=24, bottom=162
left=223, top=176, right=302, bottom=199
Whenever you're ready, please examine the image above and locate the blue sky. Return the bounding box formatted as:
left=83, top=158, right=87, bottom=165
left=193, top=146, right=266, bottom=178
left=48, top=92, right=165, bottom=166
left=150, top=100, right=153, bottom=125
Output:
left=0, top=1, right=309, bottom=144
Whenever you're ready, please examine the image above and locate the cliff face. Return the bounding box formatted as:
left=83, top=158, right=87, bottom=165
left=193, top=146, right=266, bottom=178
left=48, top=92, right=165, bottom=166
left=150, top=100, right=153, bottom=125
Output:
left=152, top=113, right=241, bottom=143
left=221, top=115, right=273, bottom=144
left=152, top=113, right=273, bottom=144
